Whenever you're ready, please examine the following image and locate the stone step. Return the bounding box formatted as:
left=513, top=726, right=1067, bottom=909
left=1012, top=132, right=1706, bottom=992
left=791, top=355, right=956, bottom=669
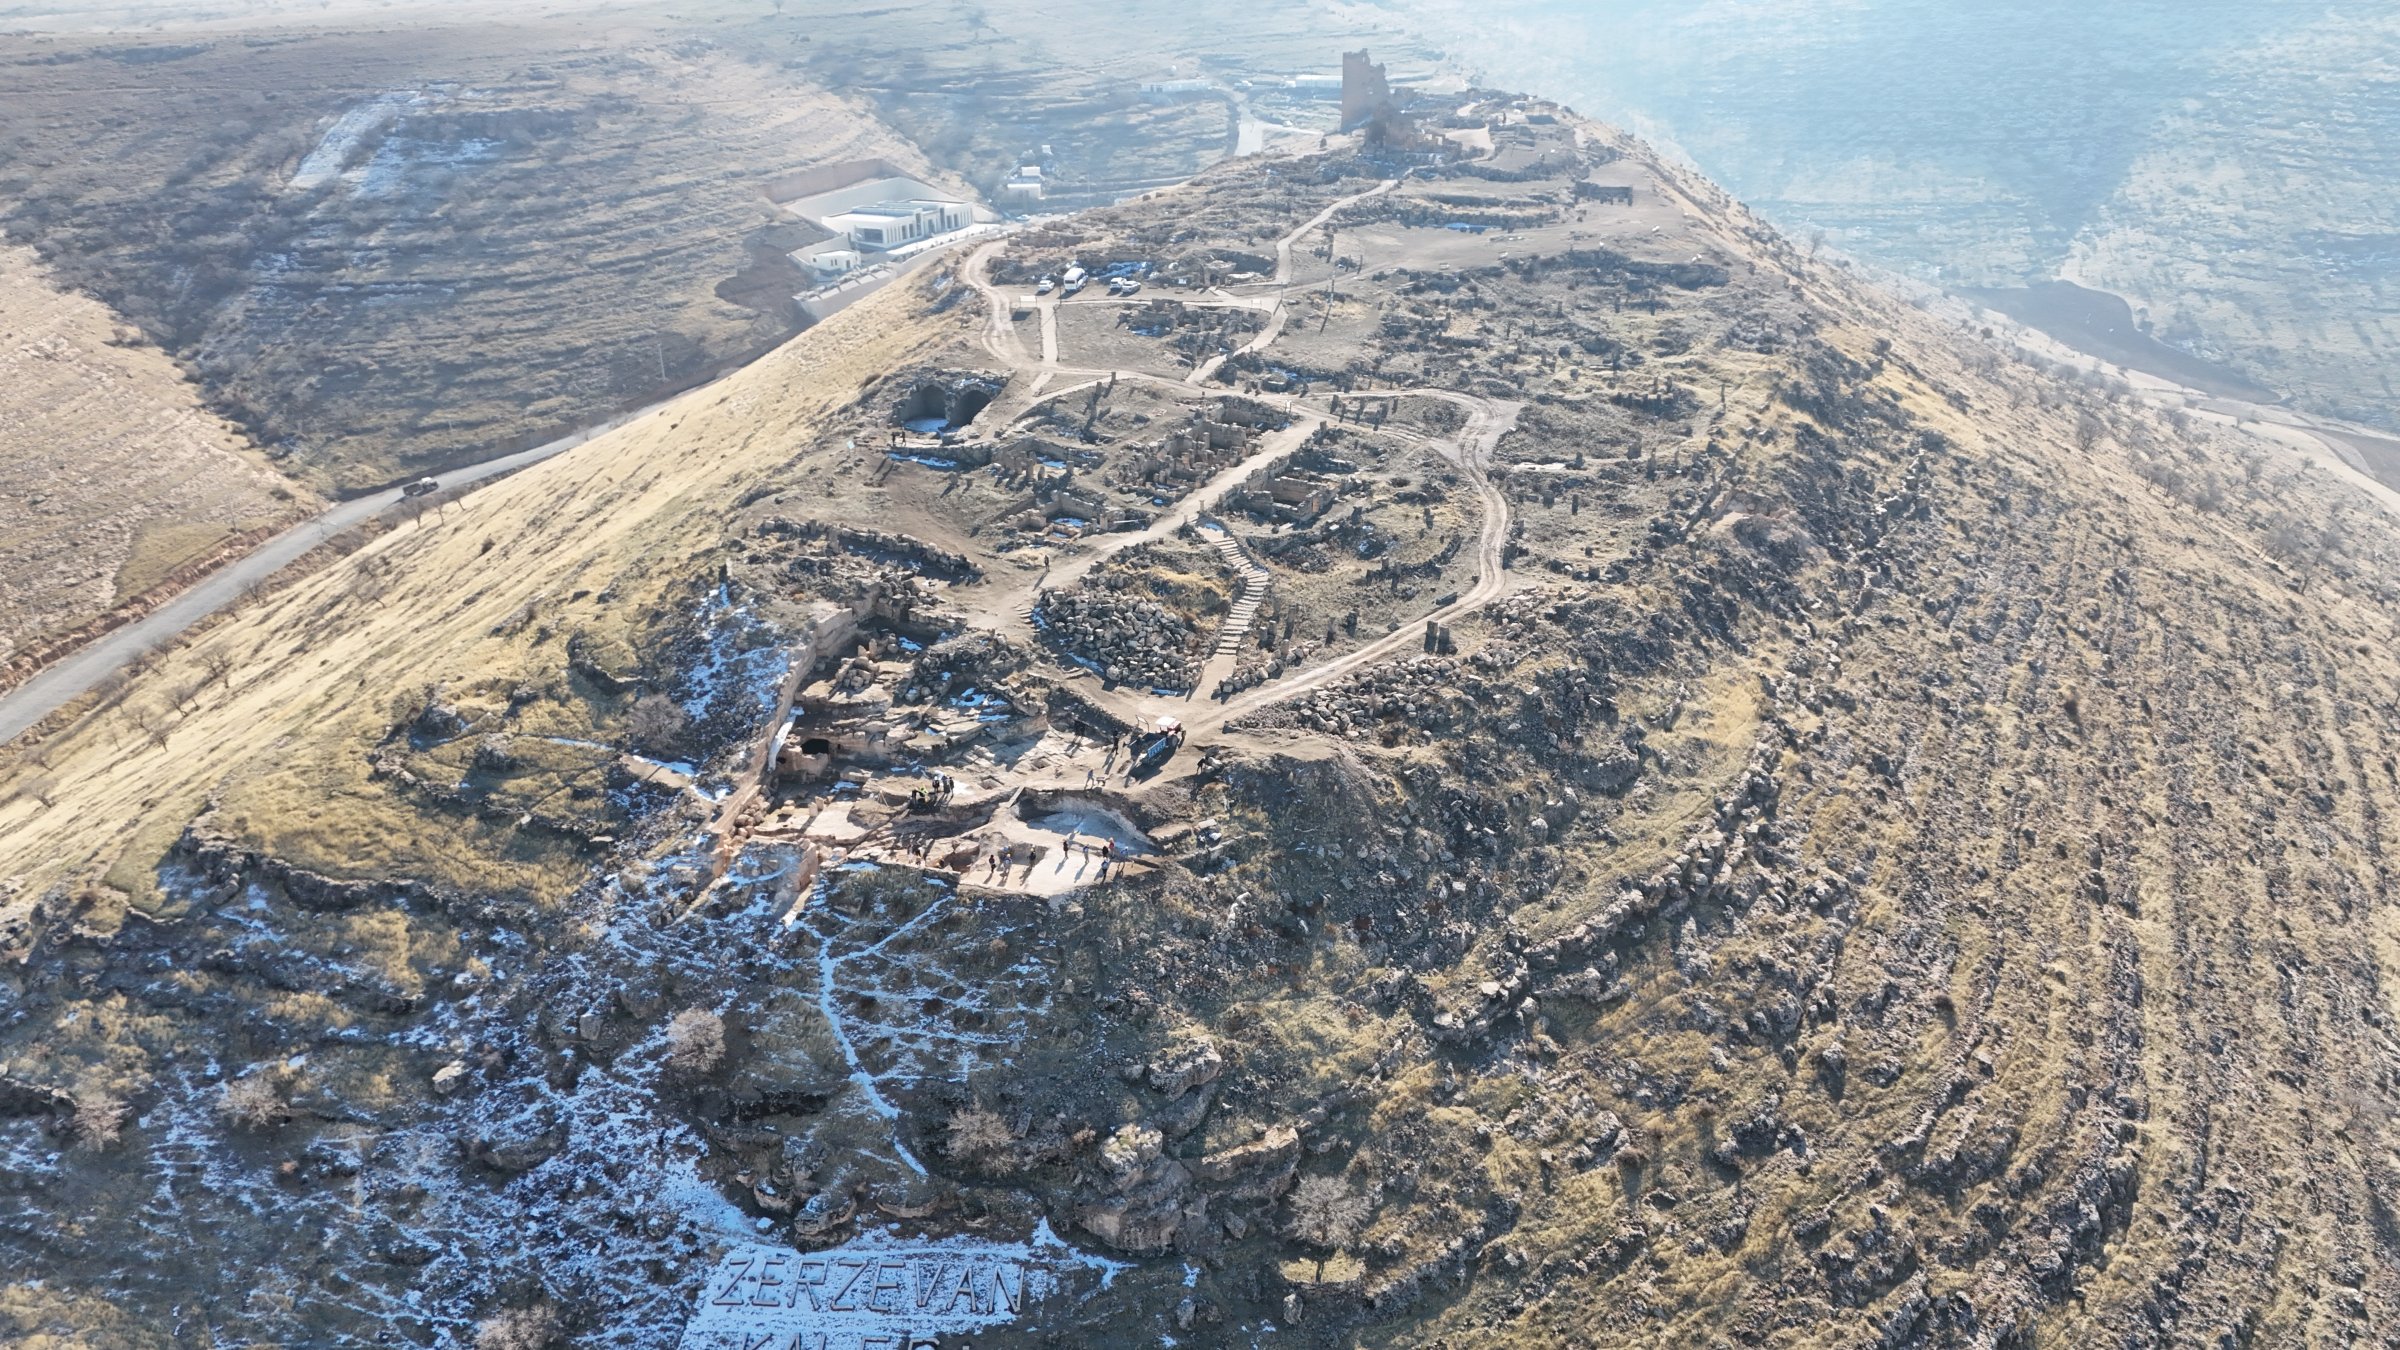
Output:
left=1203, top=523, right=1274, bottom=658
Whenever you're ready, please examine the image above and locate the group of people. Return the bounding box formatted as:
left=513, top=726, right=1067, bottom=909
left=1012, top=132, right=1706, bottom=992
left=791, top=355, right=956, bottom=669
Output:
left=907, top=771, right=958, bottom=811
left=1062, top=832, right=1120, bottom=877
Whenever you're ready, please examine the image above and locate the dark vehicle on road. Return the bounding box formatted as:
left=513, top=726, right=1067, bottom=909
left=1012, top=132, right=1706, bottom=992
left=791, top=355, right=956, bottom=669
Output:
left=401, top=477, right=441, bottom=498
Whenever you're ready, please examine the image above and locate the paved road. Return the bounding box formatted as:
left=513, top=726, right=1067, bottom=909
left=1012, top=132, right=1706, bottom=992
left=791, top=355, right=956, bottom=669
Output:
left=0, top=392, right=688, bottom=745
left=0, top=216, right=1030, bottom=749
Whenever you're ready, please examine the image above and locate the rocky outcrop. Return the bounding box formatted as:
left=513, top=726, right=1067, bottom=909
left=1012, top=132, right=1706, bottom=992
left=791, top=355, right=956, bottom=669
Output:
left=1074, top=1123, right=1197, bottom=1253
left=1190, top=1125, right=1300, bottom=1201
left=1146, top=1039, right=1223, bottom=1099
left=172, top=819, right=444, bottom=914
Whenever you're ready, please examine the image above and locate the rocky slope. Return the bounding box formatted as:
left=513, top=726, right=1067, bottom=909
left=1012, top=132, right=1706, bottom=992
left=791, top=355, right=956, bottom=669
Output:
left=2, top=94, right=2399, bottom=1350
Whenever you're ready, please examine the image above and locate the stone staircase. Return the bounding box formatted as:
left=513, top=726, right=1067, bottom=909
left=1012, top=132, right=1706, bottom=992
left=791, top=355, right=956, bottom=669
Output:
left=1200, top=521, right=1273, bottom=657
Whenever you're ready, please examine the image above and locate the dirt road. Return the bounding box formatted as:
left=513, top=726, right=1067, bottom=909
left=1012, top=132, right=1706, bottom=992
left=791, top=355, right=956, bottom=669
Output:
left=961, top=222, right=1528, bottom=741
left=0, top=388, right=703, bottom=745
left=1205, top=394, right=1519, bottom=731
left=1189, top=177, right=1399, bottom=385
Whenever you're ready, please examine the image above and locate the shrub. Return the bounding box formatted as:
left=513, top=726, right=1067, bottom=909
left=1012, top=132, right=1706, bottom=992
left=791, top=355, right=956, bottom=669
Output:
left=1286, top=1174, right=1371, bottom=1251
left=944, top=1107, right=1015, bottom=1169
left=71, top=1080, right=128, bottom=1152
left=627, top=692, right=690, bottom=756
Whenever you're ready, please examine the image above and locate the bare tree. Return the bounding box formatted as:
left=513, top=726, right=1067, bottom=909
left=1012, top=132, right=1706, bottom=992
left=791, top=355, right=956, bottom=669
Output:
left=474, top=1303, right=563, bottom=1350
left=217, top=1073, right=288, bottom=1131
left=126, top=700, right=172, bottom=750
left=347, top=561, right=392, bottom=609
left=2266, top=516, right=2321, bottom=569
left=662, top=1008, right=726, bottom=1075
left=1285, top=1174, right=1372, bottom=1275
left=626, top=692, right=691, bottom=757
left=2073, top=409, right=2108, bottom=453
left=197, top=646, right=238, bottom=688
left=944, top=1106, right=1016, bottom=1170
left=71, top=1079, right=128, bottom=1152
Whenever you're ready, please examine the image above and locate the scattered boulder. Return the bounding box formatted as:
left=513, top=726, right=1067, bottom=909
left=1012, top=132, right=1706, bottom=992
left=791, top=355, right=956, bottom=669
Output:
left=1147, top=1039, right=1223, bottom=1099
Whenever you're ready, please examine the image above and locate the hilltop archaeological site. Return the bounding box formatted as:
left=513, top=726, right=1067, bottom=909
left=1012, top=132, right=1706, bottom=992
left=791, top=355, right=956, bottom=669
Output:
left=4, top=23, right=2400, bottom=1350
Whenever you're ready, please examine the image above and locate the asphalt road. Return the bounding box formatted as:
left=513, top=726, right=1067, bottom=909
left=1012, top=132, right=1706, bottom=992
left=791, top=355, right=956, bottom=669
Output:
left=0, top=395, right=679, bottom=745
left=0, top=226, right=1013, bottom=749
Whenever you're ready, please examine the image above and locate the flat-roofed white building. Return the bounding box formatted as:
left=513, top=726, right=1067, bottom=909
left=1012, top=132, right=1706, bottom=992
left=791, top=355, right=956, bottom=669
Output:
left=1001, top=165, right=1045, bottom=205
left=804, top=247, right=864, bottom=277
left=1140, top=77, right=1212, bottom=100
left=823, top=199, right=969, bottom=252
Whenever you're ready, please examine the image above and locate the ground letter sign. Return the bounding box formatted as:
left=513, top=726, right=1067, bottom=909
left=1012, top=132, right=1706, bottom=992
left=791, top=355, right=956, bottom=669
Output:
left=678, top=1223, right=1122, bottom=1349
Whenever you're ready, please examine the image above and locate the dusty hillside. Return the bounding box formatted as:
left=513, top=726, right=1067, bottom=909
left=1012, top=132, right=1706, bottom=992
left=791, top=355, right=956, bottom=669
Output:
left=0, top=1, right=1408, bottom=498
left=0, top=242, right=310, bottom=686
left=0, top=16, right=932, bottom=492
left=3, top=96, right=2399, bottom=1350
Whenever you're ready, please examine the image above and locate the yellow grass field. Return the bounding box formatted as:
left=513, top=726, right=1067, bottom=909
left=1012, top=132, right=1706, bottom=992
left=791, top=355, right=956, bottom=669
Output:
left=0, top=244, right=311, bottom=677
left=0, top=272, right=951, bottom=918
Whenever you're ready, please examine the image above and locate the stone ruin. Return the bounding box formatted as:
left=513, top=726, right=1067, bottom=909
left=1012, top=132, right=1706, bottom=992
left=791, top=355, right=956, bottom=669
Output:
left=759, top=517, right=981, bottom=581
left=772, top=630, right=1041, bottom=785
left=1034, top=588, right=1205, bottom=693
left=1115, top=403, right=1265, bottom=503
left=1340, top=48, right=1432, bottom=151
left=893, top=369, right=1008, bottom=436
left=1226, top=430, right=1356, bottom=526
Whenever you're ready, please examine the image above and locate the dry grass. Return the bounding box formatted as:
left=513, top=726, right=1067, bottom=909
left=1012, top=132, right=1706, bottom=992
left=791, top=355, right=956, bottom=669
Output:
left=0, top=277, right=953, bottom=918
left=0, top=244, right=310, bottom=669
left=473, top=1302, right=563, bottom=1350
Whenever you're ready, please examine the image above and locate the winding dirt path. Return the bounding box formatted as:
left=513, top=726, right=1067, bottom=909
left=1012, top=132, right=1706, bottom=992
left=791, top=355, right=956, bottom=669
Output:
left=954, top=181, right=1524, bottom=753
left=1189, top=177, right=1400, bottom=386
left=1203, top=395, right=1520, bottom=733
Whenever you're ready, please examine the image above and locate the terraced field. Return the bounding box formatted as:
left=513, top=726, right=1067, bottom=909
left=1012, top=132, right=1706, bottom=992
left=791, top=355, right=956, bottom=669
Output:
left=0, top=17, right=934, bottom=491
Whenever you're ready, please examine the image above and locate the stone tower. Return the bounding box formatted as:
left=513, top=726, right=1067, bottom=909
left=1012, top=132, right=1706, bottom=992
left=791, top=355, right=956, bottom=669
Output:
left=1340, top=48, right=1393, bottom=132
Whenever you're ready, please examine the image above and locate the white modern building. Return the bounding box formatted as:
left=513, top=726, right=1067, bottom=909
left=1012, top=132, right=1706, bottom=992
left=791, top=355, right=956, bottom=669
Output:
left=1001, top=164, right=1045, bottom=205
left=805, top=248, right=864, bottom=277
left=822, top=199, right=970, bottom=252
left=1140, top=78, right=1212, bottom=100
